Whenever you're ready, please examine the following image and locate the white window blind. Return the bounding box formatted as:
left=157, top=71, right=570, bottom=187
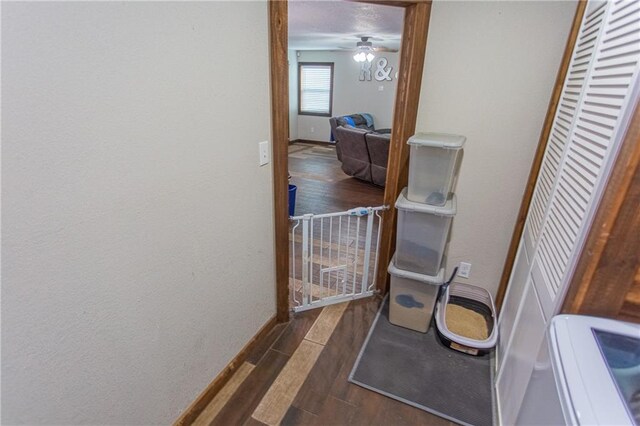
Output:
left=299, top=63, right=333, bottom=116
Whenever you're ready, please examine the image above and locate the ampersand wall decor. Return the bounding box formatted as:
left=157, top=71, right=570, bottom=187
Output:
left=374, top=58, right=392, bottom=81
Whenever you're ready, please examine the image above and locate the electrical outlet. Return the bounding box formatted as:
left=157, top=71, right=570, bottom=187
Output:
left=259, top=141, right=269, bottom=166
left=310, top=127, right=315, bottom=133
left=458, top=262, right=472, bottom=279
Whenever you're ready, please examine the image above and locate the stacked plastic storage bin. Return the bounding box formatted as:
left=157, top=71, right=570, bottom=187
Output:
left=388, top=133, right=465, bottom=333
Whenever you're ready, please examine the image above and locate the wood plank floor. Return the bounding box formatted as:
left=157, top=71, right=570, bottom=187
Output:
left=194, top=297, right=457, bottom=426
left=288, top=143, right=384, bottom=215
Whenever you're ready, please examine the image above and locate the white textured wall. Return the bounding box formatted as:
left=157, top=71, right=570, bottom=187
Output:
left=2, top=2, right=275, bottom=424
left=288, top=50, right=299, bottom=140
left=416, top=1, right=576, bottom=296
left=296, top=50, right=398, bottom=141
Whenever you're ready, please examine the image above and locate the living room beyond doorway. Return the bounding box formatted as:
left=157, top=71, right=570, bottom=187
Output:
left=285, top=1, right=406, bottom=312
left=287, top=0, right=402, bottom=213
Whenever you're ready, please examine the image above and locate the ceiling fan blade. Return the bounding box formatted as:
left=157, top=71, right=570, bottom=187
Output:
left=339, top=35, right=384, bottom=42
left=373, top=47, right=399, bottom=53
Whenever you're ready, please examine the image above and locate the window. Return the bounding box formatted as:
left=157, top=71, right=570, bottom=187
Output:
left=298, top=62, right=334, bottom=116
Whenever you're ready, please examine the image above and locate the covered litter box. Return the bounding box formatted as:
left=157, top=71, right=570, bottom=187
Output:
left=435, top=281, right=497, bottom=356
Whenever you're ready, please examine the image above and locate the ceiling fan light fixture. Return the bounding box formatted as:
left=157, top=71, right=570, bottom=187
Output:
left=352, top=37, right=379, bottom=62
left=353, top=52, right=367, bottom=62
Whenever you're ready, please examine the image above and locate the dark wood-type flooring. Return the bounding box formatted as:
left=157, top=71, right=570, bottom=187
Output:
left=288, top=143, right=384, bottom=215
left=209, top=297, right=456, bottom=426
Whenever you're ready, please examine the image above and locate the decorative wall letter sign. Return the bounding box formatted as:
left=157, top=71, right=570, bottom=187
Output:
left=375, top=58, right=392, bottom=81
left=359, top=61, right=372, bottom=81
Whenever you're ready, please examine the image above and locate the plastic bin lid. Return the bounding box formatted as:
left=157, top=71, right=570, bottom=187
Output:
left=408, top=132, right=466, bottom=149
left=395, top=188, right=457, bottom=216
left=388, top=254, right=445, bottom=285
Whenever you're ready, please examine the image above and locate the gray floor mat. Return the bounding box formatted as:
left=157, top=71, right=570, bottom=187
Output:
left=349, top=297, right=493, bottom=426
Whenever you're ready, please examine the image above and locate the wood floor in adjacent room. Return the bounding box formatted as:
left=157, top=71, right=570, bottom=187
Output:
left=192, top=297, right=456, bottom=426
left=288, top=142, right=384, bottom=215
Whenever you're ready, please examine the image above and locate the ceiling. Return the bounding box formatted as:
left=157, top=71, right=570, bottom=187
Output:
left=288, top=0, right=404, bottom=51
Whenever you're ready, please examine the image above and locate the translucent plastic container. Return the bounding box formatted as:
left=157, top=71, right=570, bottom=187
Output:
left=395, top=188, right=456, bottom=276
left=388, top=254, right=445, bottom=333
left=407, top=132, right=465, bottom=206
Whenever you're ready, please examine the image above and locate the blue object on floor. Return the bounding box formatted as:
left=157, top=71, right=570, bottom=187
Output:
left=288, top=184, right=297, bottom=217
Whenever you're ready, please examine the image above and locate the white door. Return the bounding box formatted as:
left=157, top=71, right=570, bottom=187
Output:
left=496, top=1, right=640, bottom=424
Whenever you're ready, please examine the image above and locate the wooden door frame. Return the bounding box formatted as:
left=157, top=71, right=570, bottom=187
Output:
left=561, top=98, right=640, bottom=321
left=269, top=0, right=433, bottom=321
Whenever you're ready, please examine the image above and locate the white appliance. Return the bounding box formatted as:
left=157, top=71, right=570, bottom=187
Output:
left=517, top=315, right=640, bottom=425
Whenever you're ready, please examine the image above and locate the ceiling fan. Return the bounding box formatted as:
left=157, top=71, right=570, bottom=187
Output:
left=341, top=36, right=398, bottom=62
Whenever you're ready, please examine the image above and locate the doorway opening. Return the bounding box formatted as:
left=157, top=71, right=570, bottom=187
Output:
left=269, top=0, right=432, bottom=321
left=286, top=1, right=404, bottom=311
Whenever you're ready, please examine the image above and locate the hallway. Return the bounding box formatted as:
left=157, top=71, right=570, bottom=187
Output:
left=192, top=298, right=455, bottom=426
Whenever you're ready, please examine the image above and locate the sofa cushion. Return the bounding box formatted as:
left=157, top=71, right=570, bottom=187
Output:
left=335, top=126, right=372, bottom=182
left=337, top=114, right=370, bottom=129
left=330, top=113, right=376, bottom=161
left=365, top=132, right=391, bottom=186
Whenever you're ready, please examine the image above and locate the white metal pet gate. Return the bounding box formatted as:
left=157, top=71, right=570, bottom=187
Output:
left=289, top=206, right=387, bottom=312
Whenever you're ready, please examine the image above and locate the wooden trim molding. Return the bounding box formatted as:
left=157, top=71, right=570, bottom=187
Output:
left=290, top=139, right=334, bottom=146
left=269, top=0, right=291, bottom=323
left=561, top=99, right=640, bottom=322
left=173, top=316, right=279, bottom=426
left=375, top=1, right=432, bottom=293
left=495, top=0, right=587, bottom=312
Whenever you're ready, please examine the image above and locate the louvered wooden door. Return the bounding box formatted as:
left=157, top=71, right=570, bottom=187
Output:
left=496, top=1, right=640, bottom=424
left=531, top=0, right=640, bottom=318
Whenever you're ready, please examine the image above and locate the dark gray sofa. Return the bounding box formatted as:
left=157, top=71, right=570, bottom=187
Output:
left=330, top=113, right=391, bottom=159
left=329, top=114, right=374, bottom=161
left=365, top=132, right=391, bottom=186
left=335, top=126, right=372, bottom=182
left=334, top=126, right=391, bottom=187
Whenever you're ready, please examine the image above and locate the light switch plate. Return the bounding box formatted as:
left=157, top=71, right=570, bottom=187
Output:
left=458, top=262, right=471, bottom=279
left=259, top=141, right=269, bottom=166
